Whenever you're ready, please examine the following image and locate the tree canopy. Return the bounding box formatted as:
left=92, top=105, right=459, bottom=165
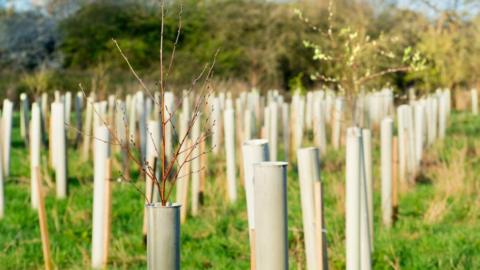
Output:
left=0, top=0, right=479, bottom=92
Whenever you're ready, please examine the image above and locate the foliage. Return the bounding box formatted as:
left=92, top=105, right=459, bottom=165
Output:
left=21, top=69, right=54, bottom=95
left=288, top=72, right=307, bottom=95
left=59, top=1, right=167, bottom=69
left=58, top=0, right=317, bottom=89
left=296, top=1, right=427, bottom=95
left=0, top=11, right=60, bottom=71
left=1, top=0, right=480, bottom=92
left=409, top=13, right=477, bottom=91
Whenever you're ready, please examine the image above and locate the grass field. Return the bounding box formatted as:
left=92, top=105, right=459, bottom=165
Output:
left=1, top=112, right=479, bottom=269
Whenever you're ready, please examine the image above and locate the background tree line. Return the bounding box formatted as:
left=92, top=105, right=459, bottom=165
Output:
left=0, top=0, right=479, bottom=97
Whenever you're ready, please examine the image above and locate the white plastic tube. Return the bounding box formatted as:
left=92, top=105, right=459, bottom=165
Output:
left=361, top=128, right=373, bottom=251
left=91, top=126, right=110, bottom=269
left=294, top=97, right=305, bottom=150
left=359, top=130, right=372, bottom=270
left=2, top=99, right=13, bottom=177
left=254, top=161, right=288, bottom=270
left=269, top=102, right=278, bottom=161
left=74, top=92, right=84, bottom=145
left=146, top=120, right=160, bottom=202
left=0, top=122, right=3, bottom=218
left=305, top=92, right=313, bottom=130
left=242, top=139, right=269, bottom=231
left=212, top=97, right=222, bottom=155
left=346, top=127, right=361, bottom=270
left=314, top=100, right=327, bottom=156
left=332, top=98, right=343, bottom=150
left=164, top=92, right=174, bottom=161
left=263, top=107, right=270, bottom=140
left=414, top=102, right=425, bottom=167
left=128, top=95, right=137, bottom=148
left=136, top=92, right=147, bottom=164
left=406, top=105, right=416, bottom=178
left=381, top=118, right=393, bottom=227
left=82, top=96, right=93, bottom=161
left=41, top=93, right=48, bottom=142
left=397, top=105, right=408, bottom=183
left=191, top=114, right=201, bottom=216
left=472, top=89, right=478, bottom=115
left=20, top=93, right=29, bottom=144
left=243, top=109, right=254, bottom=141
left=147, top=203, right=181, bottom=270
left=51, top=102, right=67, bottom=198
left=282, top=103, right=290, bottom=161
left=430, top=97, right=438, bottom=143
left=64, top=91, right=72, bottom=127
left=224, top=108, right=237, bottom=203
left=438, top=93, right=447, bottom=139
left=297, top=147, right=324, bottom=270
left=115, top=100, right=127, bottom=144
left=31, top=103, right=41, bottom=209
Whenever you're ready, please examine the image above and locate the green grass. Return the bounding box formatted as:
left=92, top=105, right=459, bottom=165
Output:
left=1, top=112, right=480, bottom=269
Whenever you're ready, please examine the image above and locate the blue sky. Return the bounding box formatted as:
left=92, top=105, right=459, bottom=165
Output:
left=396, top=0, right=479, bottom=15
left=0, top=0, right=35, bottom=11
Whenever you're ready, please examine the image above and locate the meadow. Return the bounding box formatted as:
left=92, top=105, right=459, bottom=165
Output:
left=0, top=110, right=479, bottom=269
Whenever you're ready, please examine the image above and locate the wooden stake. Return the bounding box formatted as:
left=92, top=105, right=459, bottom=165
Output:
left=149, top=157, right=158, bottom=204
left=103, top=159, right=112, bottom=268
left=142, top=204, right=147, bottom=243
left=35, top=166, right=52, bottom=270
left=236, top=107, right=245, bottom=187
left=250, top=229, right=256, bottom=270
left=392, top=136, right=399, bottom=223
left=260, top=126, right=266, bottom=140
left=142, top=158, right=158, bottom=243
left=122, top=135, right=131, bottom=183
left=199, top=136, right=206, bottom=206
left=314, top=181, right=328, bottom=270
left=180, top=140, right=191, bottom=224
left=142, top=173, right=150, bottom=242
left=404, top=125, right=414, bottom=184
left=238, top=140, right=245, bottom=187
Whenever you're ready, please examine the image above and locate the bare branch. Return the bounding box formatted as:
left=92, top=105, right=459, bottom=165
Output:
left=112, top=39, right=155, bottom=102
left=356, top=66, right=411, bottom=85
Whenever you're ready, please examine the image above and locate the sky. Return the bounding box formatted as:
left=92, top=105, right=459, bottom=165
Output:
left=396, top=0, right=479, bottom=15
left=0, top=0, right=38, bottom=11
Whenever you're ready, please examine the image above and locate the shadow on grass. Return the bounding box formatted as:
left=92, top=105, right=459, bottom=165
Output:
left=67, top=176, right=83, bottom=187
left=415, top=173, right=432, bottom=185
left=11, top=140, right=26, bottom=149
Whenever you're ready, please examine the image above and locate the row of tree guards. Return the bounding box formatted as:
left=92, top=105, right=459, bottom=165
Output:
left=0, top=85, right=466, bottom=269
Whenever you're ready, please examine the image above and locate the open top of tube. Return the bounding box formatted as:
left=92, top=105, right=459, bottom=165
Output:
left=253, top=161, right=288, bottom=167
left=243, top=139, right=269, bottom=146
left=298, top=146, right=320, bottom=152
left=145, top=202, right=181, bottom=208
left=382, top=117, right=394, bottom=123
